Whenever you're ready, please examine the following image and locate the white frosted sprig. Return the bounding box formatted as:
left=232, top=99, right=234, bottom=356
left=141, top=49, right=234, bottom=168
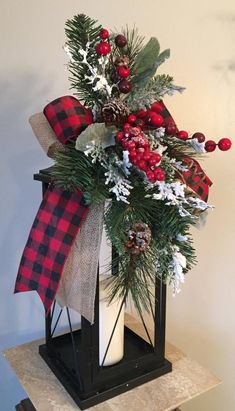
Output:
left=122, top=150, right=132, bottom=176
left=188, top=138, right=206, bottom=154
left=176, top=234, right=188, bottom=242
left=151, top=181, right=186, bottom=204
left=155, top=245, right=187, bottom=295
left=170, top=159, right=189, bottom=172
left=147, top=180, right=212, bottom=218
left=76, top=43, right=113, bottom=97
left=84, top=142, right=132, bottom=203
left=187, top=196, right=214, bottom=211
left=63, top=45, right=75, bottom=62
left=105, top=171, right=133, bottom=203
left=84, top=143, right=105, bottom=163
left=166, top=85, right=186, bottom=96
left=154, top=127, right=165, bottom=138
left=169, top=246, right=187, bottom=295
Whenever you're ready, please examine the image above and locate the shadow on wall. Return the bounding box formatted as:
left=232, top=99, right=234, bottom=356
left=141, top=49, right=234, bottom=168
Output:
left=0, top=70, right=55, bottom=349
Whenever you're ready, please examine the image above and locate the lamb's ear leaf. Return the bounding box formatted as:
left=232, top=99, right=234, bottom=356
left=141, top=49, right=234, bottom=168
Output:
left=132, top=37, right=160, bottom=85
left=155, top=48, right=170, bottom=70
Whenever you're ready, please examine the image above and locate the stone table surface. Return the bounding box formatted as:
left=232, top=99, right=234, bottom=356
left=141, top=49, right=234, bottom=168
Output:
left=4, top=314, right=221, bottom=411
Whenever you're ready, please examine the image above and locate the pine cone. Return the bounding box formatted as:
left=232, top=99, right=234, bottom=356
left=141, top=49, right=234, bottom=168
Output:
left=101, top=98, right=130, bottom=126
left=125, top=222, right=152, bottom=255
left=114, top=55, right=130, bottom=66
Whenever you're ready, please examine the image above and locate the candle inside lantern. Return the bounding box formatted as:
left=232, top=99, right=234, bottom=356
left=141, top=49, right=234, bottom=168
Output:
left=99, top=276, right=124, bottom=366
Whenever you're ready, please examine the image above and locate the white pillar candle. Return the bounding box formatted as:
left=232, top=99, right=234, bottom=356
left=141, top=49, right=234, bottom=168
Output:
left=99, top=277, right=124, bottom=366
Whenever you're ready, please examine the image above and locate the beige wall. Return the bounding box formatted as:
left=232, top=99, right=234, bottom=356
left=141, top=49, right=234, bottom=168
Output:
left=1, top=0, right=235, bottom=409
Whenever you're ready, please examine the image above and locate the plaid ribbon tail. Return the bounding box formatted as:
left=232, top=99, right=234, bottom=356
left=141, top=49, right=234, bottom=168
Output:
left=182, top=157, right=213, bottom=202
left=14, top=185, right=89, bottom=314
left=160, top=101, right=212, bottom=202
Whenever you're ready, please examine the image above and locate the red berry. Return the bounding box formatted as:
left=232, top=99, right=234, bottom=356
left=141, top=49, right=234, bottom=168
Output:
left=166, top=123, right=177, bottom=136
left=131, top=157, right=138, bottom=165
left=115, top=131, right=124, bottom=143
left=137, top=109, right=147, bottom=119
left=138, top=138, right=148, bottom=147
left=141, top=140, right=150, bottom=149
left=154, top=167, right=165, bottom=181
left=121, top=139, right=129, bottom=150
left=129, top=150, right=137, bottom=160
left=123, top=123, right=131, bottom=132
left=136, top=153, right=144, bottom=162
left=137, top=147, right=145, bottom=154
left=149, top=153, right=161, bottom=166
left=118, top=80, right=132, bottom=94
left=128, top=114, right=137, bottom=124
left=150, top=113, right=164, bottom=127
left=143, top=152, right=151, bottom=161
left=177, top=130, right=189, bottom=140
left=99, top=28, right=109, bottom=39
left=218, top=138, right=232, bottom=151
left=205, top=140, right=217, bottom=152
left=192, top=132, right=205, bottom=143
left=95, top=41, right=111, bottom=55
left=127, top=141, right=136, bottom=151
left=137, top=160, right=148, bottom=171
left=115, top=34, right=127, bottom=48
left=117, top=65, right=130, bottom=78
left=134, top=119, right=145, bottom=128
left=151, top=101, right=164, bottom=113
left=130, top=126, right=141, bottom=136
left=146, top=170, right=155, bottom=182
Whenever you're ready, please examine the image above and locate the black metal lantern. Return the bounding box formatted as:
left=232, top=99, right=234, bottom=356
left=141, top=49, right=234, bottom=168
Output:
left=35, top=168, right=172, bottom=410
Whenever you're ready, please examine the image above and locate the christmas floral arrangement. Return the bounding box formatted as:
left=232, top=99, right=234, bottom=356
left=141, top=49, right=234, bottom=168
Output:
left=15, top=14, right=231, bottom=319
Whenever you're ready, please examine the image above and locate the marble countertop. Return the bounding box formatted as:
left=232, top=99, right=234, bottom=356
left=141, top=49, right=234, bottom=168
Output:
left=4, top=314, right=220, bottom=411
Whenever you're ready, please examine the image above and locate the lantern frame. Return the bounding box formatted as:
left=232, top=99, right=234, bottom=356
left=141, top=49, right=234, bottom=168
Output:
left=34, top=168, right=172, bottom=410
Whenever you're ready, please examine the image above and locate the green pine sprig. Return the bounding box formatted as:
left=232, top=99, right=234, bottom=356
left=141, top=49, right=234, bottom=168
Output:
left=65, top=14, right=102, bottom=106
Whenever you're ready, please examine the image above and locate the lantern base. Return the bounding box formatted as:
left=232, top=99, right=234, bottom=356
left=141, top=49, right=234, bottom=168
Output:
left=39, top=327, right=172, bottom=410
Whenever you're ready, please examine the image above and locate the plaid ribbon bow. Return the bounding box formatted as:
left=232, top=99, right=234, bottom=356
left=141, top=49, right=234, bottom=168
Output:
left=43, top=95, right=93, bottom=145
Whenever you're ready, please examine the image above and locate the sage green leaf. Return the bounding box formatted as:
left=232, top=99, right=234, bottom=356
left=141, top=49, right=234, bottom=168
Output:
left=75, top=123, right=117, bottom=151
left=155, top=48, right=170, bottom=70
left=135, top=49, right=170, bottom=87
left=133, top=37, right=160, bottom=83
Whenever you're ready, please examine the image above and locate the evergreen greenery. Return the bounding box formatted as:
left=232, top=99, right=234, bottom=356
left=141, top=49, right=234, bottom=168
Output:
left=65, top=14, right=102, bottom=105
left=53, top=13, right=211, bottom=315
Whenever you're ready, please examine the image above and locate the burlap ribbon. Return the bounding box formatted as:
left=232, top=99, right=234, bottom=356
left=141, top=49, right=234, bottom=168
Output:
left=56, top=202, right=104, bottom=323
left=29, top=109, right=104, bottom=323
left=29, top=113, right=63, bottom=158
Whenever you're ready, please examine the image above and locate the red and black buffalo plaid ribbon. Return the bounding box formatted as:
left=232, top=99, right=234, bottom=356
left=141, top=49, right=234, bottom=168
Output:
left=161, top=101, right=178, bottom=131
left=44, top=95, right=93, bottom=145
left=15, top=185, right=89, bottom=313
left=181, top=156, right=212, bottom=202
left=160, top=101, right=212, bottom=201
left=15, top=96, right=93, bottom=313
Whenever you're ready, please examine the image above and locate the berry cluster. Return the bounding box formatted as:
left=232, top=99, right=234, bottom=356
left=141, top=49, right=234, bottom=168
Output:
left=204, top=137, right=232, bottom=152
left=115, top=123, right=165, bottom=183
left=133, top=102, right=165, bottom=129
left=96, top=29, right=132, bottom=95
left=130, top=101, right=185, bottom=139
left=95, top=28, right=111, bottom=56
left=174, top=130, right=232, bottom=151
left=135, top=103, right=232, bottom=152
